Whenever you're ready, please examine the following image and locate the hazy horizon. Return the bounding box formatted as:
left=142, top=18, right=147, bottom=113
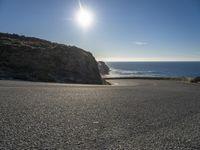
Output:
left=0, top=0, right=200, bottom=61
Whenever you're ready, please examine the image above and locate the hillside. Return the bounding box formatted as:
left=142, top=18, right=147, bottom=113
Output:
left=0, top=33, right=103, bottom=84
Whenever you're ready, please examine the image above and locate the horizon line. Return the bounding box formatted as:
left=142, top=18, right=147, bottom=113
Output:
left=97, top=60, right=200, bottom=62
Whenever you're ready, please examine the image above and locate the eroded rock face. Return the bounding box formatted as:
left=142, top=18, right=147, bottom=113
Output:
left=0, top=33, right=102, bottom=84
left=98, top=61, right=110, bottom=75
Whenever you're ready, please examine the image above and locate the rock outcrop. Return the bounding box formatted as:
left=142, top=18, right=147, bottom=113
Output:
left=0, top=33, right=103, bottom=84
left=98, top=61, right=110, bottom=75
left=190, top=76, right=200, bottom=83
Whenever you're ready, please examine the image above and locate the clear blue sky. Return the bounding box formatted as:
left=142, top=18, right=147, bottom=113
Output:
left=0, top=0, right=200, bottom=61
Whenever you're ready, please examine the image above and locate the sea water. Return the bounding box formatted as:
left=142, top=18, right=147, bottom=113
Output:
left=106, top=62, right=200, bottom=77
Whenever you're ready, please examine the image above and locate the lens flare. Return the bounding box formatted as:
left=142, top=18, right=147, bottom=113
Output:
left=76, top=1, right=93, bottom=28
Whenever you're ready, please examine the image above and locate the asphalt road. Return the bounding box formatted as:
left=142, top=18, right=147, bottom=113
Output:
left=0, top=79, right=200, bottom=150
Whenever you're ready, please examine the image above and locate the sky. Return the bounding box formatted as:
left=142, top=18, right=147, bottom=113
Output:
left=0, top=0, right=200, bottom=61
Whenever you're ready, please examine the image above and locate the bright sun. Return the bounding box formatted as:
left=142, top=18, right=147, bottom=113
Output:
left=76, top=7, right=93, bottom=28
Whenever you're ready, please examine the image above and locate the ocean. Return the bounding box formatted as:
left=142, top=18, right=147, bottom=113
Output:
left=106, top=62, right=200, bottom=78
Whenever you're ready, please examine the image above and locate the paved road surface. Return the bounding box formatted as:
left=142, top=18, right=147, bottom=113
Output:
left=0, top=80, right=200, bottom=149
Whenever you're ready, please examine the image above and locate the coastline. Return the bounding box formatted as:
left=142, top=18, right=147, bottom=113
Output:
left=105, top=61, right=200, bottom=79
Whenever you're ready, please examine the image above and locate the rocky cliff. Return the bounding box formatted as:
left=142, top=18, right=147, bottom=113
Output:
left=0, top=33, right=103, bottom=84
left=98, top=61, right=110, bottom=75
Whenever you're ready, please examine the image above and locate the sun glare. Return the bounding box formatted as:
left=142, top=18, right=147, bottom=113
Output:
left=76, top=7, right=93, bottom=28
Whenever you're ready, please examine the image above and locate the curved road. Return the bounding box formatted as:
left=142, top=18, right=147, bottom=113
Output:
left=0, top=80, right=200, bottom=149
